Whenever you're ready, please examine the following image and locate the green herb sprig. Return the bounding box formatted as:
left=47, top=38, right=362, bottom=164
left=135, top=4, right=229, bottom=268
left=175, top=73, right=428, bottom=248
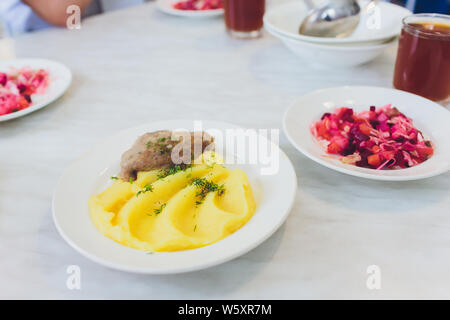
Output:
left=136, top=184, right=154, bottom=197
left=146, top=137, right=171, bottom=155
left=154, top=203, right=166, bottom=215
left=190, top=177, right=225, bottom=206
left=157, top=164, right=192, bottom=180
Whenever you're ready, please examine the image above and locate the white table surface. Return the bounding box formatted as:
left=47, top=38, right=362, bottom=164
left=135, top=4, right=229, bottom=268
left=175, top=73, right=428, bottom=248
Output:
left=1, top=2, right=449, bottom=300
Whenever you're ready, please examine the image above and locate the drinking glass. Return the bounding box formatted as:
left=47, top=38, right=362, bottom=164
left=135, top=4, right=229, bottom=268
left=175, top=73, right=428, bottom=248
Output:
left=223, top=0, right=266, bottom=39
left=393, top=14, right=450, bottom=107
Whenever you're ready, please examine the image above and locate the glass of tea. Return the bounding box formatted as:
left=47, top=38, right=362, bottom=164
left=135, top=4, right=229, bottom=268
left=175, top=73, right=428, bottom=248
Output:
left=223, top=0, right=265, bottom=39
left=393, top=14, right=450, bottom=107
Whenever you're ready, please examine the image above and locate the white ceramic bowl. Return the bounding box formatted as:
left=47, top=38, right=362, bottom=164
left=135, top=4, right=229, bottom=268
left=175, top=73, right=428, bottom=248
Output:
left=266, top=26, right=396, bottom=68
left=264, top=0, right=411, bottom=45
left=283, top=86, right=450, bottom=181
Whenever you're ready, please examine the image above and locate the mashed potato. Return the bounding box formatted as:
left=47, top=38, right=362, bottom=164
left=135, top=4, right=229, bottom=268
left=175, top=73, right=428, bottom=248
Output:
left=88, top=152, right=256, bottom=252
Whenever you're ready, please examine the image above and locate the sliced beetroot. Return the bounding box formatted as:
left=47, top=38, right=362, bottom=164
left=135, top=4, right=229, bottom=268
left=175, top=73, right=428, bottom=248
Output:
left=377, top=112, right=388, bottom=123
left=17, top=84, right=26, bottom=93
left=0, top=73, right=7, bottom=86
left=321, top=112, right=331, bottom=120
left=394, top=151, right=405, bottom=167
left=376, top=122, right=390, bottom=132
left=355, top=158, right=370, bottom=168
left=341, top=143, right=356, bottom=156
left=402, top=142, right=416, bottom=152
left=337, top=107, right=354, bottom=122
left=350, top=125, right=370, bottom=142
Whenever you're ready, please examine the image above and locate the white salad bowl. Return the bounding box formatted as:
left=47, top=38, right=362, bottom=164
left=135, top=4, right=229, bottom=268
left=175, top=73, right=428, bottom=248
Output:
left=283, top=86, right=450, bottom=181
left=264, top=0, right=411, bottom=45
left=266, top=26, right=396, bottom=68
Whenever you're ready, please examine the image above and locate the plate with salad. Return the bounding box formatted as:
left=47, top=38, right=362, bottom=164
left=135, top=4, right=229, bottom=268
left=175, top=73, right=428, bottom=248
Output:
left=283, top=86, right=450, bottom=181
left=156, top=0, right=223, bottom=18
left=0, top=58, right=71, bottom=122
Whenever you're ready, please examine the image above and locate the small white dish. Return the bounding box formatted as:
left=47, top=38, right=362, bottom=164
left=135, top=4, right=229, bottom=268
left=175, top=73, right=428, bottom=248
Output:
left=265, top=25, right=395, bottom=68
left=264, top=0, right=411, bottom=45
left=283, top=86, right=450, bottom=181
left=156, top=0, right=223, bottom=18
left=53, top=120, right=297, bottom=274
left=0, top=58, right=71, bottom=122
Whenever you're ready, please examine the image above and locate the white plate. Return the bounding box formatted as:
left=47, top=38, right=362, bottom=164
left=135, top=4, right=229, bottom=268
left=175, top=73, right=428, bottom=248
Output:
left=0, top=58, right=71, bottom=122
left=156, top=0, right=224, bottom=18
left=264, top=0, right=411, bottom=44
left=53, top=120, right=297, bottom=274
left=283, top=86, right=450, bottom=181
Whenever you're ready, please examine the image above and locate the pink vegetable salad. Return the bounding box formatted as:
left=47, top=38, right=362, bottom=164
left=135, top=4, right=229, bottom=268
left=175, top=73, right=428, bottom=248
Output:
left=173, top=0, right=223, bottom=10
left=311, top=105, right=434, bottom=170
left=0, top=67, right=50, bottom=116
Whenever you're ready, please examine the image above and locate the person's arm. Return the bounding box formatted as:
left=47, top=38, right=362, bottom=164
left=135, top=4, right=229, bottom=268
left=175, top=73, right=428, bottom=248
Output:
left=22, top=0, right=93, bottom=27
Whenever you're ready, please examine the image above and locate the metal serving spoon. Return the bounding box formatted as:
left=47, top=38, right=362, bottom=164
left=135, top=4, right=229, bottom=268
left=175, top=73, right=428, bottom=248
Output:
left=299, top=0, right=377, bottom=38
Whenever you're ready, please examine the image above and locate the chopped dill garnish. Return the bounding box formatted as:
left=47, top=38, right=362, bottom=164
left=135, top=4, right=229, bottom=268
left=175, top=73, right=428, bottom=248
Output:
left=217, top=185, right=225, bottom=196
left=129, top=177, right=134, bottom=184
left=190, top=177, right=225, bottom=206
left=194, top=225, right=197, bottom=232
left=157, top=164, right=192, bottom=180
left=158, top=147, right=169, bottom=155
left=154, top=203, right=166, bottom=215
left=136, top=184, right=154, bottom=196
left=146, top=137, right=170, bottom=155
left=110, top=176, right=118, bottom=180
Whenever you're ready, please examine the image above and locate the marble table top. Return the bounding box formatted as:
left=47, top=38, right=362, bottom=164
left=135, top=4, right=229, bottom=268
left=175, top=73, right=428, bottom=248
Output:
left=1, top=2, right=449, bottom=299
